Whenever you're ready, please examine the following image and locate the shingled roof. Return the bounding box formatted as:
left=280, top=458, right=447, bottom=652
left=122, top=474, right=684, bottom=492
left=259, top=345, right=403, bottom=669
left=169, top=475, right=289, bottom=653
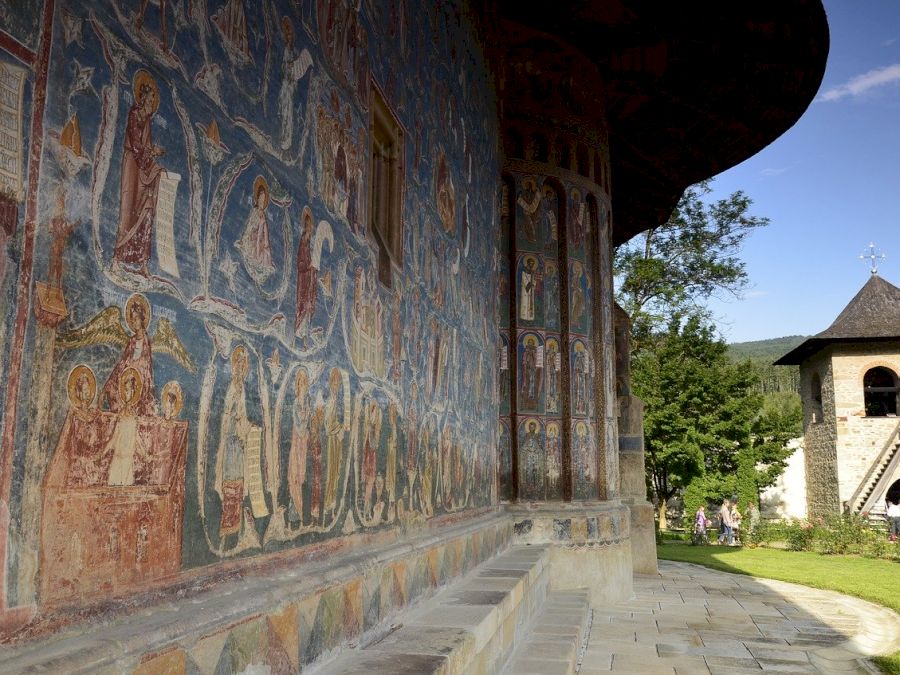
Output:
left=775, top=274, right=900, bottom=365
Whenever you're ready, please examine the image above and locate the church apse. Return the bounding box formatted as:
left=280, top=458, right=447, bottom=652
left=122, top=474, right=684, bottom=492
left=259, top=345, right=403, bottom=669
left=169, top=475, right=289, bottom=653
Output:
left=0, top=0, right=500, bottom=614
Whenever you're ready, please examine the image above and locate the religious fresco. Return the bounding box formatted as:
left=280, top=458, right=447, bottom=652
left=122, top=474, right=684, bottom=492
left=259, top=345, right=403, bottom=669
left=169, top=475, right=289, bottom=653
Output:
left=0, top=0, right=499, bottom=610
left=502, top=169, right=608, bottom=502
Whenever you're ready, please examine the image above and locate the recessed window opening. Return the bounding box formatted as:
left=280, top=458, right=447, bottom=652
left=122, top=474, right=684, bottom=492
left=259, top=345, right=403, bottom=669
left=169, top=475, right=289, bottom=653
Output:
left=369, top=83, right=404, bottom=287
left=864, top=366, right=899, bottom=417
left=810, top=372, right=823, bottom=422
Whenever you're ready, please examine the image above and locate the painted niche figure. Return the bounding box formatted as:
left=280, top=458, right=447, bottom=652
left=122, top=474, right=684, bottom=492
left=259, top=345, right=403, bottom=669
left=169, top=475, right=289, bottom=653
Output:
left=546, top=423, right=561, bottom=494
left=519, top=256, right=537, bottom=321
left=287, top=368, right=311, bottom=527
left=546, top=339, right=560, bottom=414
left=517, top=178, right=541, bottom=242
left=102, top=293, right=157, bottom=416
left=521, top=420, right=542, bottom=498
left=214, top=346, right=253, bottom=538
left=323, top=368, right=345, bottom=520
left=106, top=367, right=150, bottom=486
left=573, top=344, right=588, bottom=416
left=520, top=336, right=542, bottom=410
left=236, top=176, right=276, bottom=284
left=114, top=70, right=164, bottom=277
left=56, top=365, right=107, bottom=487
left=571, top=262, right=586, bottom=329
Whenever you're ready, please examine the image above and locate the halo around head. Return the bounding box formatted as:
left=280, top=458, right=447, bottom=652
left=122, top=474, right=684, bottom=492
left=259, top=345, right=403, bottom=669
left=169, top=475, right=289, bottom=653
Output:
left=119, top=366, right=144, bottom=405
left=125, top=293, right=151, bottom=332
left=67, top=365, right=96, bottom=408
left=133, top=69, right=160, bottom=113
left=162, top=380, right=184, bottom=418
left=253, top=175, right=270, bottom=208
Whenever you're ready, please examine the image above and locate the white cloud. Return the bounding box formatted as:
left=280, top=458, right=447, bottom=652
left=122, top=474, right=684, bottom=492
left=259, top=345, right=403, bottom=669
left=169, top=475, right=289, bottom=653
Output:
left=884, top=38, right=897, bottom=47
left=819, top=63, right=900, bottom=102
left=760, top=167, right=788, bottom=177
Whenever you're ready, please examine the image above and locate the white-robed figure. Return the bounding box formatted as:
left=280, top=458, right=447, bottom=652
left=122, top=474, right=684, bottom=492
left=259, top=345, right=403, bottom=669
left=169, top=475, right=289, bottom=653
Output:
left=277, top=17, right=312, bottom=151
left=106, top=367, right=150, bottom=486
left=215, top=346, right=252, bottom=538
left=236, top=176, right=276, bottom=285
left=519, top=256, right=537, bottom=321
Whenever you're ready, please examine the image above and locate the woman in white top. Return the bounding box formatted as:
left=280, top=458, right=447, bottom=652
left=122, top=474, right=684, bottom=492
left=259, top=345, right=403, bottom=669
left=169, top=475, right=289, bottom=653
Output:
left=887, top=500, right=900, bottom=542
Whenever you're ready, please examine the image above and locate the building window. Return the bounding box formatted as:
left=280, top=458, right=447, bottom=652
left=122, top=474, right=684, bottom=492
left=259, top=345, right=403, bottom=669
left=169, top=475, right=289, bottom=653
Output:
left=810, top=372, right=823, bottom=422
left=369, top=83, right=403, bottom=286
left=864, top=367, right=899, bottom=417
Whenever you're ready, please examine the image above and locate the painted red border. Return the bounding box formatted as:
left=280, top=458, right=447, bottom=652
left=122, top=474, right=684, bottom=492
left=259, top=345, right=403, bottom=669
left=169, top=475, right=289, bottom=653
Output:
left=0, top=29, right=36, bottom=66
left=0, top=0, right=55, bottom=612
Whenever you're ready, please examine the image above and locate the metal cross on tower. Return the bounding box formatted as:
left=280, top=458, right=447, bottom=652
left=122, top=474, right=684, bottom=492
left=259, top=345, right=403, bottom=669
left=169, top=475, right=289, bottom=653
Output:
left=859, top=242, right=886, bottom=275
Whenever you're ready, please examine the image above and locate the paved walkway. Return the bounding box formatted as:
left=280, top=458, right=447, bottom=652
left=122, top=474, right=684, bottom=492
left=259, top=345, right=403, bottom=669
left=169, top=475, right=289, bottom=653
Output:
left=579, top=560, right=900, bottom=674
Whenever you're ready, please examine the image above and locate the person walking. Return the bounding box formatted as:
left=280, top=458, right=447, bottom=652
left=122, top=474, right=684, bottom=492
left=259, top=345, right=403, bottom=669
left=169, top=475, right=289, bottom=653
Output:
left=730, top=502, right=743, bottom=546
left=693, top=505, right=710, bottom=545
left=718, top=499, right=734, bottom=545
left=887, top=499, right=900, bottom=542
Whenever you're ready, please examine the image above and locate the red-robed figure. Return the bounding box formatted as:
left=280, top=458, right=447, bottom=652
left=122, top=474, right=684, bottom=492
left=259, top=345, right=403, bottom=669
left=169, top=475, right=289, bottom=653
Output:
left=114, top=70, right=164, bottom=276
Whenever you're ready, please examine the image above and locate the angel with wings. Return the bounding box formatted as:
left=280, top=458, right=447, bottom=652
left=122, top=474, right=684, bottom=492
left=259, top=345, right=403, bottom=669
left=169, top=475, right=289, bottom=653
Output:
left=57, top=293, right=196, bottom=416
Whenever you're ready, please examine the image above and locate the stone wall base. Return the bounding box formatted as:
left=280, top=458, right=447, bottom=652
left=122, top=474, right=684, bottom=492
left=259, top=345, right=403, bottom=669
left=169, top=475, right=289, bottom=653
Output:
left=627, top=500, right=658, bottom=574
left=507, top=501, right=635, bottom=604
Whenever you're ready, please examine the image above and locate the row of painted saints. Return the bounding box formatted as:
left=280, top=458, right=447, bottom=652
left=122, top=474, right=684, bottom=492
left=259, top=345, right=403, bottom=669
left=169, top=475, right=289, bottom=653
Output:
left=518, top=418, right=595, bottom=499
left=516, top=255, right=591, bottom=332
left=511, top=334, right=589, bottom=417
left=213, top=353, right=490, bottom=550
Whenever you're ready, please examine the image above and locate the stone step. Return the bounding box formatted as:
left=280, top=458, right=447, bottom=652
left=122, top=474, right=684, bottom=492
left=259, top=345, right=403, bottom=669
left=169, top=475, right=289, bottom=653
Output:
left=314, top=545, right=551, bottom=675
left=500, top=590, right=591, bottom=675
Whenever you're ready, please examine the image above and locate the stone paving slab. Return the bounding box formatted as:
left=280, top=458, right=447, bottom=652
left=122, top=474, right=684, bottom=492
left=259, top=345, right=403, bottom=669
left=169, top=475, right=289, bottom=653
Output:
left=579, top=560, right=900, bottom=674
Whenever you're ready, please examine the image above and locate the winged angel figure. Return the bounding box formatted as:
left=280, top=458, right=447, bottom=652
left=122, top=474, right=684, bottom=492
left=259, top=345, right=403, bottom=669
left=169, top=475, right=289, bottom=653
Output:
left=57, top=293, right=196, bottom=415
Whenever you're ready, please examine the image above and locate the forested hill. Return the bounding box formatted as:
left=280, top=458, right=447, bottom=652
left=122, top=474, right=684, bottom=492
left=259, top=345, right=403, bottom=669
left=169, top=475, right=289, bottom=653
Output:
left=728, top=335, right=809, bottom=395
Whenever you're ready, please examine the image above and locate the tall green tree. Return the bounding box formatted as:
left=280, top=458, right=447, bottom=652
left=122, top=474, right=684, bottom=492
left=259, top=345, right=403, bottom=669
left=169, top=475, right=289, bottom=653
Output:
left=633, top=315, right=760, bottom=528
left=615, top=179, right=769, bottom=350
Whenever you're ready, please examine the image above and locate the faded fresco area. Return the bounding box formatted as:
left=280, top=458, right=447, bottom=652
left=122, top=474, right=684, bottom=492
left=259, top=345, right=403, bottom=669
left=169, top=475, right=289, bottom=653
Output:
left=0, top=0, right=499, bottom=609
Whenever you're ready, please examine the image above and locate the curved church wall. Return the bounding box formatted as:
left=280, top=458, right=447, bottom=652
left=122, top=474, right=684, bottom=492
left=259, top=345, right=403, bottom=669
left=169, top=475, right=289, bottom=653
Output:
left=0, top=0, right=501, bottom=616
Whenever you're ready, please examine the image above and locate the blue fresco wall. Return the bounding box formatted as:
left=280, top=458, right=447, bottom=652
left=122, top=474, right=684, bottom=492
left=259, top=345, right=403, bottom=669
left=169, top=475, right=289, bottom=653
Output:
left=0, top=0, right=500, bottom=609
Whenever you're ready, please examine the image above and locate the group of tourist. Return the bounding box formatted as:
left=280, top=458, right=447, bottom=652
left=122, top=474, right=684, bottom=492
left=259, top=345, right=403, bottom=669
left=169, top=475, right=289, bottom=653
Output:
left=694, top=498, right=760, bottom=546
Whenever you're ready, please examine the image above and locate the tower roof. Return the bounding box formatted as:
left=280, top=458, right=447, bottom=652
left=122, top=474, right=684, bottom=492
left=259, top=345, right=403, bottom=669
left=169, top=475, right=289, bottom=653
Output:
left=774, top=275, right=900, bottom=365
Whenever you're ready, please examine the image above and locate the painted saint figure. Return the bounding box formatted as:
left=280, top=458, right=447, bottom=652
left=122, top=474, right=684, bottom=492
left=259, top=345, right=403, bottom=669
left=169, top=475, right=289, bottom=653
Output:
left=519, top=256, right=537, bottom=321
left=237, top=176, right=276, bottom=284
left=546, top=338, right=560, bottom=414
left=571, top=262, right=586, bottom=330
left=294, top=208, right=317, bottom=334
left=214, top=346, right=252, bottom=538
left=385, top=402, right=398, bottom=519
left=106, top=368, right=149, bottom=486
left=287, top=369, right=310, bottom=526
left=101, top=294, right=156, bottom=416
left=573, top=343, right=588, bottom=416
left=114, top=70, right=164, bottom=276
left=405, top=383, right=419, bottom=512
left=517, top=178, right=541, bottom=242
left=323, top=368, right=345, bottom=520
left=278, top=17, right=312, bottom=151
left=520, top=420, right=542, bottom=499
left=360, top=398, right=382, bottom=518
left=520, top=335, right=542, bottom=411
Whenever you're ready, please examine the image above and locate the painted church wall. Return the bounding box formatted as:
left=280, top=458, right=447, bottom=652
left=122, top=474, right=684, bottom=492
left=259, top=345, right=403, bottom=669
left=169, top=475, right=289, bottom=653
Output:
left=500, top=167, right=611, bottom=502
left=0, top=0, right=500, bottom=612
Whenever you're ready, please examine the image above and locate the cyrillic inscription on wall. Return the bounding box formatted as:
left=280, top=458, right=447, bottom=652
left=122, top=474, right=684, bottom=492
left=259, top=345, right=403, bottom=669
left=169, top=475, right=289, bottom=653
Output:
left=0, top=61, right=26, bottom=201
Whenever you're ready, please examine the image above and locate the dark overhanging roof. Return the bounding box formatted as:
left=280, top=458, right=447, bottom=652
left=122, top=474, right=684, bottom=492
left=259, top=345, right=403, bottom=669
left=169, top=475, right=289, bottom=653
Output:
left=495, top=0, right=830, bottom=245
left=775, top=275, right=900, bottom=365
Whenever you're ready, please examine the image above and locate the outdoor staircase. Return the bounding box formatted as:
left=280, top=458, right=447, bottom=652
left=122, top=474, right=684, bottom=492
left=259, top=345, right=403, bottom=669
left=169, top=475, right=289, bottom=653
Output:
left=851, top=422, right=900, bottom=518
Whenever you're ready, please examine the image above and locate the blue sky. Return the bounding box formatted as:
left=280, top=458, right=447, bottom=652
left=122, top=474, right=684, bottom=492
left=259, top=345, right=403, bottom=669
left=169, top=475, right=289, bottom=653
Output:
left=703, top=0, right=900, bottom=343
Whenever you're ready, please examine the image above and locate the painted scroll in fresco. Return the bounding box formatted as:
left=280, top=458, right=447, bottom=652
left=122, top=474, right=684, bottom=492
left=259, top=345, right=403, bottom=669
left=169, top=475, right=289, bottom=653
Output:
left=244, top=425, right=269, bottom=518
left=154, top=171, right=181, bottom=277
left=0, top=62, right=26, bottom=200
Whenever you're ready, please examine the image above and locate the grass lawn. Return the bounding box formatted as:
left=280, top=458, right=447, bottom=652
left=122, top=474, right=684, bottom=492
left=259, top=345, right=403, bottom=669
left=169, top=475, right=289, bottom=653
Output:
left=657, top=543, right=900, bottom=673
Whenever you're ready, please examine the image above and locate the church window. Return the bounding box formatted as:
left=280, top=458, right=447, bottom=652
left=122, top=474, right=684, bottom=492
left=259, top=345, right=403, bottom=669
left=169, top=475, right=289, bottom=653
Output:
left=863, top=367, right=899, bottom=417
left=810, top=372, right=823, bottom=422
left=369, top=83, right=404, bottom=286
